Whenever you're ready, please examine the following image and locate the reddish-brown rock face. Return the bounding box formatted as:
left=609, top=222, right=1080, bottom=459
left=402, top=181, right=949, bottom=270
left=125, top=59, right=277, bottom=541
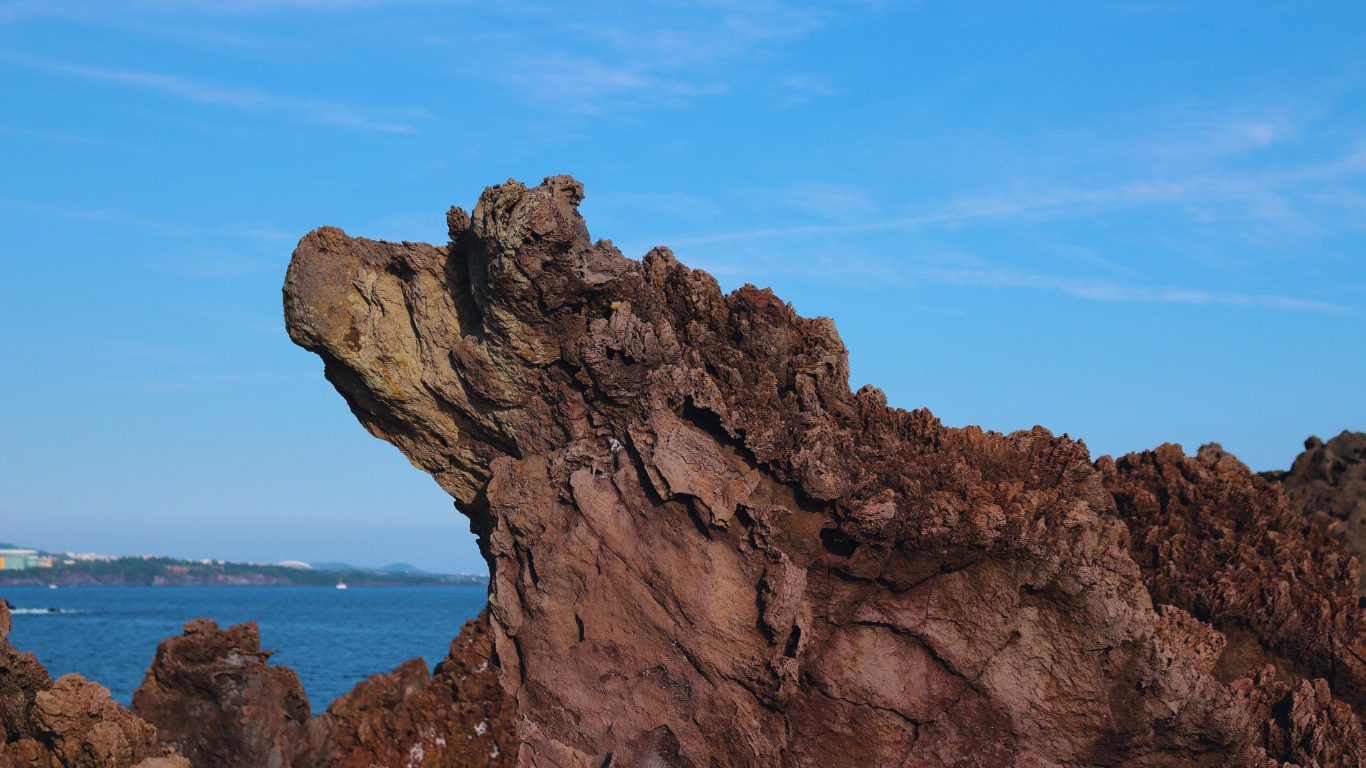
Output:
left=327, top=609, right=516, bottom=768
left=283, top=176, right=1366, bottom=766
left=0, top=603, right=186, bottom=768
left=127, top=610, right=516, bottom=768
left=1263, top=431, right=1366, bottom=593
left=1100, top=443, right=1366, bottom=765
left=131, top=619, right=333, bottom=768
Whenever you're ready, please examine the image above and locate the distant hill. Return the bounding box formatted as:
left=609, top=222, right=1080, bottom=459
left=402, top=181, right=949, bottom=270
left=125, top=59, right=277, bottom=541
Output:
left=308, top=562, right=365, bottom=573
left=309, top=562, right=431, bottom=575
left=0, top=552, right=486, bottom=588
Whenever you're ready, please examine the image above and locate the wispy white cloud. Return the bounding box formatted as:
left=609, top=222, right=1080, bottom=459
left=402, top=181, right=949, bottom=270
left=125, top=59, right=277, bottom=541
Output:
left=571, top=3, right=822, bottom=69
left=762, top=182, right=877, bottom=221
left=0, top=198, right=294, bottom=242
left=666, top=192, right=1095, bottom=246
left=666, top=140, right=1366, bottom=248
left=662, top=236, right=1343, bottom=313
left=0, top=0, right=425, bottom=24
left=485, top=1, right=828, bottom=113
left=494, top=51, right=727, bottom=115
left=773, top=73, right=838, bottom=106
left=1224, top=120, right=1286, bottom=150
left=920, top=266, right=1345, bottom=312
left=1126, top=114, right=1298, bottom=163
left=11, top=56, right=423, bottom=133
left=5, top=1, right=832, bottom=116
left=650, top=117, right=1361, bottom=315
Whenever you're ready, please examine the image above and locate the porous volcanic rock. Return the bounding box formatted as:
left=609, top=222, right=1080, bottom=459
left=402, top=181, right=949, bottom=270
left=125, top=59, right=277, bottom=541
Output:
left=1262, top=431, right=1366, bottom=593
left=128, top=610, right=516, bottom=768
left=1100, top=443, right=1366, bottom=765
left=283, top=175, right=1366, bottom=766
left=327, top=608, right=516, bottom=767
left=0, top=602, right=186, bottom=768
left=131, top=618, right=333, bottom=768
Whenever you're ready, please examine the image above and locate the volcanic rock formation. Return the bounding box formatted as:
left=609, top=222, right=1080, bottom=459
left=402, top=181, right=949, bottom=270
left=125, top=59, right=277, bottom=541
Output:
left=132, top=618, right=333, bottom=768
left=328, top=609, right=516, bottom=768
left=1101, top=443, right=1366, bottom=765
left=1263, top=431, right=1366, bottom=593
left=0, top=602, right=186, bottom=768
left=129, top=611, right=516, bottom=768
left=283, top=175, right=1366, bottom=766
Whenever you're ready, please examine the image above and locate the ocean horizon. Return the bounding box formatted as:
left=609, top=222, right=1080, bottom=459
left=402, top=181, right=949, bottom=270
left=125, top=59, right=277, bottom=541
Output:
left=2, top=585, right=489, bottom=712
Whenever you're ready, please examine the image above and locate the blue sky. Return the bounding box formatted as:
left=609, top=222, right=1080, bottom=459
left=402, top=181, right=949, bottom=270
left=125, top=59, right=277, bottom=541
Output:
left=1, top=1, right=1362, bottom=573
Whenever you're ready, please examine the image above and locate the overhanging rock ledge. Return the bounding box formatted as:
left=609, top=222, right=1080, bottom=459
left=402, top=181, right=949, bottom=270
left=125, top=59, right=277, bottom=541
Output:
left=283, top=176, right=1366, bottom=767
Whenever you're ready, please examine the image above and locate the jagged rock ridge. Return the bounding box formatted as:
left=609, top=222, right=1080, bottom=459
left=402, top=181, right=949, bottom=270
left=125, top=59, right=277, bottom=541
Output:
left=1263, top=431, right=1366, bottom=593
left=1101, top=443, right=1366, bottom=767
left=283, top=176, right=1366, bottom=766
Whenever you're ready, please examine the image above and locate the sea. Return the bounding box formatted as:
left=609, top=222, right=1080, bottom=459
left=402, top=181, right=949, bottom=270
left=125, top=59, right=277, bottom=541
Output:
left=1, top=585, right=488, bottom=712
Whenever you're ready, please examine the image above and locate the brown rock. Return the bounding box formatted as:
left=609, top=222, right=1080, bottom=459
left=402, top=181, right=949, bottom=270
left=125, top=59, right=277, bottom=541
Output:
left=1, top=604, right=52, bottom=748
left=1100, top=442, right=1366, bottom=764
left=328, top=609, right=516, bottom=767
left=1246, top=674, right=1366, bottom=767
left=127, top=610, right=516, bottom=768
left=1263, top=431, right=1366, bottom=593
left=131, top=618, right=333, bottom=768
left=283, top=175, right=1366, bottom=765
left=1100, top=443, right=1365, bottom=685
left=0, top=602, right=183, bottom=768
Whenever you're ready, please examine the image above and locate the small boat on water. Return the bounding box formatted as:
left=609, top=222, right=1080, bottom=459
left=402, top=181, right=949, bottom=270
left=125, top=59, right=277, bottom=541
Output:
left=48, top=584, right=57, bottom=589
left=335, top=580, right=348, bottom=590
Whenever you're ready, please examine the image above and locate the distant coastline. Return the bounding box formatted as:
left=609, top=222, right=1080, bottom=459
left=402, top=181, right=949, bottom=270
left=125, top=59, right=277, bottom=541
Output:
left=0, top=550, right=487, bottom=588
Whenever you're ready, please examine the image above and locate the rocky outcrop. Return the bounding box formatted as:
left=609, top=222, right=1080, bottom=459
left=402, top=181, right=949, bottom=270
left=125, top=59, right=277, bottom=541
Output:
left=131, top=619, right=333, bottom=768
left=0, top=603, right=186, bottom=768
left=1100, top=443, right=1366, bottom=765
left=282, top=175, right=1366, bottom=765
left=129, top=611, right=516, bottom=768
left=1263, top=431, right=1366, bottom=593
left=327, top=609, right=516, bottom=768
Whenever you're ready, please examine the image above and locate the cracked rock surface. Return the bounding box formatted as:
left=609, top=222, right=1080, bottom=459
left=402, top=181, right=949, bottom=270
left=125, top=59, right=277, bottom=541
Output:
left=284, top=175, right=1366, bottom=766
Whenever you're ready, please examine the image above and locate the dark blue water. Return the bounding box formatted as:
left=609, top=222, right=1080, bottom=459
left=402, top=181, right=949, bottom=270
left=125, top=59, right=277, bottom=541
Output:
left=1, top=586, right=488, bottom=711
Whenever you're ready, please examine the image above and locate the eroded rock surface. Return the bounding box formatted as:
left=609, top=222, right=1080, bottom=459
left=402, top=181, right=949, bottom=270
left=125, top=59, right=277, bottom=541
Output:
left=1100, top=443, right=1366, bottom=766
left=1263, top=431, right=1366, bottom=593
left=328, top=609, right=516, bottom=768
left=284, top=175, right=1366, bottom=766
left=131, top=619, right=333, bottom=768
left=0, top=603, right=185, bottom=768
left=128, top=610, right=517, bottom=768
